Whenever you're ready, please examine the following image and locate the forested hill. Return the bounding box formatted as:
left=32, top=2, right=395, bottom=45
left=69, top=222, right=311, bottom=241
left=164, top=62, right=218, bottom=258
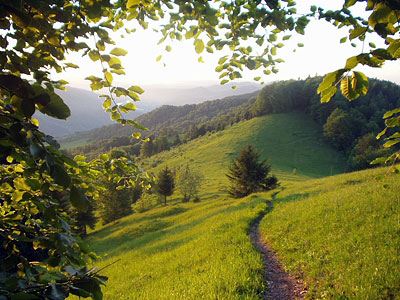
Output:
left=64, top=76, right=400, bottom=171
left=59, top=90, right=259, bottom=145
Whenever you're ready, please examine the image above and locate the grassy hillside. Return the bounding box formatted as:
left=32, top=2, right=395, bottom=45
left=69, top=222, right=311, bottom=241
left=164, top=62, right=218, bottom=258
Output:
left=141, top=112, right=347, bottom=186
left=260, top=167, right=400, bottom=299
left=84, top=194, right=267, bottom=299
left=71, top=112, right=359, bottom=299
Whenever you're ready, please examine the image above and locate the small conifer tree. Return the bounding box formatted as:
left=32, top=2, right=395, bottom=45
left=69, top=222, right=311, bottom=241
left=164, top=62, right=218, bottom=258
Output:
left=226, top=144, right=278, bottom=198
left=156, top=166, right=175, bottom=205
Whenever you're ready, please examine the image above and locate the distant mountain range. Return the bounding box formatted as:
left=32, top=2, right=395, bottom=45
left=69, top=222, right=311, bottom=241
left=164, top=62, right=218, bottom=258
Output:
left=35, top=82, right=260, bottom=137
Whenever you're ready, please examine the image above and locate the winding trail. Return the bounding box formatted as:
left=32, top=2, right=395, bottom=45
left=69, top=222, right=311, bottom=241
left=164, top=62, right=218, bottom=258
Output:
left=249, top=201, right=306, bottom=300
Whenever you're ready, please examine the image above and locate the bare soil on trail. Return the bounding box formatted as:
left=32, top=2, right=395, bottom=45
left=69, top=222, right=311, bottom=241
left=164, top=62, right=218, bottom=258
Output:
left=250, top=202, right=307, bottom=300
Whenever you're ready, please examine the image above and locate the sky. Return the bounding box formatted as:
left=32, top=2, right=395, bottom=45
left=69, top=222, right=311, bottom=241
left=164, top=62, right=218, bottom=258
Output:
left=55, top=1, right=399, bottom=90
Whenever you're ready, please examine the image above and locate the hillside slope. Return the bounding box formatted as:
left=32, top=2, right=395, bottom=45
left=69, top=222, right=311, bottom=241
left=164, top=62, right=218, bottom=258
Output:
left=59, top=91, right=258, bottom=147
left=141, top=112, right=347, bottom=186
left=80, top=111, right=399, bottom=299
left=260, top=167, right=400, bottom=299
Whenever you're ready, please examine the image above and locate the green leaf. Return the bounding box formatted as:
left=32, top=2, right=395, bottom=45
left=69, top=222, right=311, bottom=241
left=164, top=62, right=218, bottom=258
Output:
left=385, top=116, right=400, bottom=127
left=110, top=47, right=128, bottom=56
left=108, top=57, right=122, bottom=68
left=65, top=63, right=79, bottom=69
left=111, top=69, right=126, bottom=75
left=103, top=98, right=112, bottom=109
left=340, top=77, right=358, bottom=100
left=128, top=85, right=144, bottom=94
left=88, top=50, right=100, bottom=62
left=317, top=69, right=346, bottom=94
left=370, top=157, right=388, bottom=165
left=38, top=93, right=71, bottom=120
left=70, top=186, right=89, bottom=211
left=376, top=127, right=388, bottom=139
left=383, top=107, right=400, bottom=119
left=352, top=71, right=369, bottom=96
left=127, top=0, right=141, bottom=8
left=220, top=79, right=229, bottom=85
left=111, top=111, right=120, bottom=120
left=384, top=139, right=400, bottom=148
left=105, top=71, right=113, bottom=84
left=0, top=74, right=25, bottom=93
left=165, top=45, right=172, bottom=52
left=344, top=56, right=358, bottom=69
left=123, top=102, right=136, bottom=110
left=50, top=164, right=71, bottom=188
left=156, top=55, right=162, bottom=62
left=21, top=98, right=35, bottom=118
left=349, top=27, right=367, bottom=40
left=320, top=86, right=337, bottom=103
left=31, top=93, right=51, bottom=106
left=340, top=37, right=347, bottom=43
left=194, top=39, right=205, bottom=54
left=387, top=40, right=400, bottom=58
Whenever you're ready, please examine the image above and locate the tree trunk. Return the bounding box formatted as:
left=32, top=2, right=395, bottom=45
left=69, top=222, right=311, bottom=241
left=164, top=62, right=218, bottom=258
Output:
left=164, top=195, right=167, bottom=206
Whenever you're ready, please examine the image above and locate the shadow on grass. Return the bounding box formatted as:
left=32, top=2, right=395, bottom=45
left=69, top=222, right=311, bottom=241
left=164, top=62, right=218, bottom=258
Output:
left=273, top=193, right=311, bottom=205
left=88, top=219, right=172, bottom=256
left=90, top=197, right=264, bottom=260
left=87, top=206, right=189, bottom=242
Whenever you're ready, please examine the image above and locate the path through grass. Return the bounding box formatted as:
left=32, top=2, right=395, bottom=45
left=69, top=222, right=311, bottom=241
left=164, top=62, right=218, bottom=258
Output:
left=260, top=167, right=400, bottom=299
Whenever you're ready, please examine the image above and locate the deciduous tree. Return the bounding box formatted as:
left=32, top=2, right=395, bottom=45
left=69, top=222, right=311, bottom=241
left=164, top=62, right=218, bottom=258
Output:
left=176, top=164, right=203, bottom=202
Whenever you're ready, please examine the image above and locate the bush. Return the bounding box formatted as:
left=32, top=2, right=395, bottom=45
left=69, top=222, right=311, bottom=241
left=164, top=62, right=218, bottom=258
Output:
left=134, top=194, right=153, bottom=213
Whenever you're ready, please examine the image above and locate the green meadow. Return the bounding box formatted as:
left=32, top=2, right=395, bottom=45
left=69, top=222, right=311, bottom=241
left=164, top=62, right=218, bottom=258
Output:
left=260, top=167, right=400, bottom=300
left=77, top=112, right=399, bottom=299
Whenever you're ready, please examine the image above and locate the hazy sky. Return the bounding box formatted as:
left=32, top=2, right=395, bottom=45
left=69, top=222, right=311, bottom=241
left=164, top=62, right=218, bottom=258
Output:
left=55, top=1, right=399, bottom=89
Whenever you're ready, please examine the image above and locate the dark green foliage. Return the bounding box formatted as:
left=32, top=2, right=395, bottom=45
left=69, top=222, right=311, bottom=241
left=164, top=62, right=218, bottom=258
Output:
left=132, top=181, right=143, bottom=203
left=323, top=108, right=356, bottom=151
left=140, top=139, right=155, bottom=158
left=227, top=145, right=278, bottom=198
left=253, top=77, right=400, bottom=167
left=154, top=135, right=170, bottom=153
left=73, top=200, right=97, bottom=236
left=172, top=134, right=181, bottom=146
left=156, top=166, right=175, bottom=205
left=349, top=133, right=392, bottom=170
left=98, top=179, right=133, bottom=225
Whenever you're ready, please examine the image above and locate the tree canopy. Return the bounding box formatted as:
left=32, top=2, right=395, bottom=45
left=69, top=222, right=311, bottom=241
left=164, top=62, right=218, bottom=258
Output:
left=1, top=0, right=399, bottom=299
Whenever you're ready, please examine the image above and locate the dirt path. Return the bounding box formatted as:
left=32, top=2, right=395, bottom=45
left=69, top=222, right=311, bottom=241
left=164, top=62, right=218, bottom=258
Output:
left=249, top=201, right=306, bottom=300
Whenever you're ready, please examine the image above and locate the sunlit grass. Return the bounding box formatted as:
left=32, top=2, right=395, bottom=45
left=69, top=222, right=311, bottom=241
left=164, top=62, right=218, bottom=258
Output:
left=260, top=167, right=400, bottom=300
left=82, top=195, right=267, bottom=299
left=72, top=112, right=371, bottom=299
